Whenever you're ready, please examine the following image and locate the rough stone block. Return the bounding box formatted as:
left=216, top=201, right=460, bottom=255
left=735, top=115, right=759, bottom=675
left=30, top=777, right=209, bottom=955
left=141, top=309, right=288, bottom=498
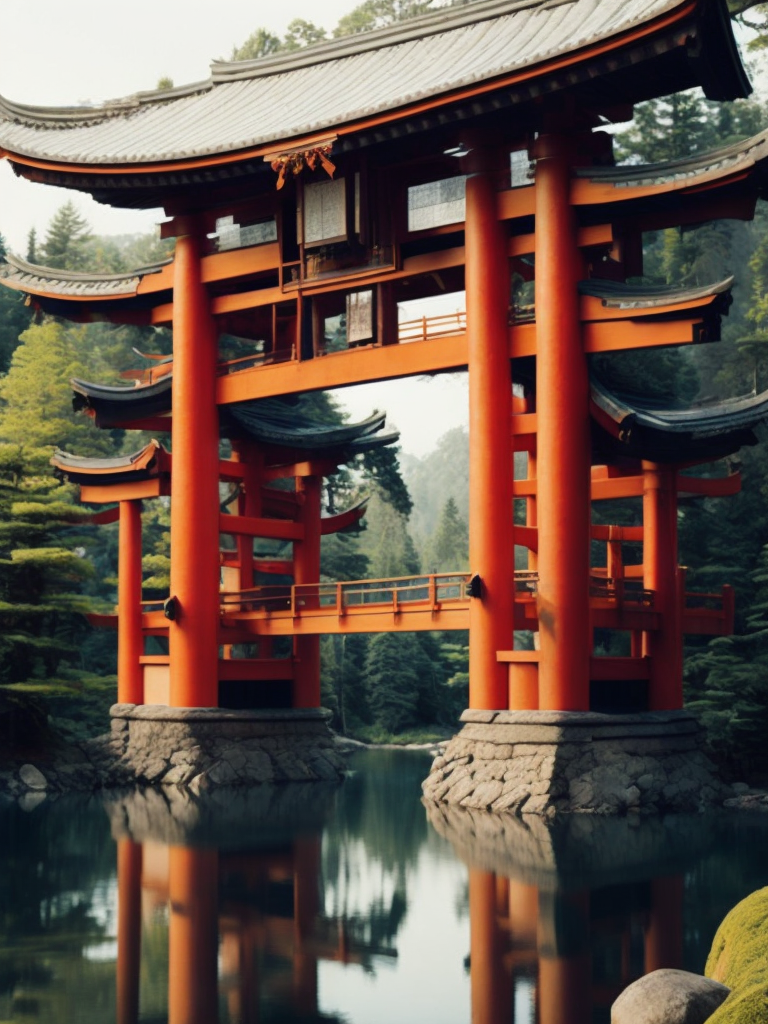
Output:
left=18, top=764, right=48, bottom=791
left=611, top=969, right=729, bottom=1024
left=461, top=780, right=503, bottom=809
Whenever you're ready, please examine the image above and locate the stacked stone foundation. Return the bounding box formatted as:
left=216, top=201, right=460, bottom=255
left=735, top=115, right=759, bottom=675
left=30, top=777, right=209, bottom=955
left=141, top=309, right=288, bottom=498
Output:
left=422, top=710, right=727, bottom=815
left=101, top=704, right=346, bottom=791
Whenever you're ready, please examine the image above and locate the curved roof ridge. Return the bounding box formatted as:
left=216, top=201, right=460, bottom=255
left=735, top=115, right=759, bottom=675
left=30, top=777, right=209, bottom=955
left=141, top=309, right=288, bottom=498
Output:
left=210, top=0, right=550, bottom=83
left=579, top=275, right=734, bottom=308
left=3, top=251, right=171, bottom=283
left=577, top=128, right=768, bottom=185
left=0, top=80, right=212, bottom=127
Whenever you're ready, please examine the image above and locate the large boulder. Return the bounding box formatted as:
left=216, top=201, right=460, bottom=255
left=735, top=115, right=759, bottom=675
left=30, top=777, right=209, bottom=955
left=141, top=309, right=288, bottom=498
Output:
left=611, top=968, right=729, bottom=1024
left=705, top=887, right=768, bottom=1023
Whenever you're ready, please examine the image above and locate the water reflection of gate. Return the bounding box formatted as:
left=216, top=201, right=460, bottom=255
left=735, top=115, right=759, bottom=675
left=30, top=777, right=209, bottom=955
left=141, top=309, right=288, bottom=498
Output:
left=468, top=869, right=683, bottom=1024
left=116, top=833, right=391, bottom=1024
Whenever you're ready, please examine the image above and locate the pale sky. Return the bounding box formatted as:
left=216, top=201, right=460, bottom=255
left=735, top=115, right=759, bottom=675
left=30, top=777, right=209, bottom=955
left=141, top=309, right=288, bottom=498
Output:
left=0, top=0, right=469, bottom=456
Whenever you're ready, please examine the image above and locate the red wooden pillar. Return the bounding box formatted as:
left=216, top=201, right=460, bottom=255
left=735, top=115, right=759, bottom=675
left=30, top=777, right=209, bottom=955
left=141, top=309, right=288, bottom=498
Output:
left=293, top=474, right=322, bottom=708
left=169, top=227, right=220, bottom=708
left=168, top=846, right=219, bottom=1024
left=465, top=151, right=515, bottom=711
left=642, top=462, right=683, bottom=709
left=534, top=134, right=591, bottom=711
left=116, top=839, right=142, bottom=1024
left=118, top=500, right=144, bottom=705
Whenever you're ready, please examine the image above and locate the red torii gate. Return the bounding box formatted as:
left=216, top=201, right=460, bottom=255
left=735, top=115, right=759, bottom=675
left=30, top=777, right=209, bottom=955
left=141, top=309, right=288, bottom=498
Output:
left=0, top=0, right=765, bottom=723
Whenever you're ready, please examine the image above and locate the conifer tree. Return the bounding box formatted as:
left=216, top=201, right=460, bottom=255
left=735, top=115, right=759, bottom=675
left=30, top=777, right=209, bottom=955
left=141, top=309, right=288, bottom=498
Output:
left=0, top=230, right=32, bottom=374
left=41, top=201, right=93, bottom=271
left=426, top=496, right=468, bottom=571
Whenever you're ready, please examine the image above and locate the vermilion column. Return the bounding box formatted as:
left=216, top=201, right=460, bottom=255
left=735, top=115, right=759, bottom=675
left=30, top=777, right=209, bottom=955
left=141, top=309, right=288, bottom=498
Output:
left=469, top=869, right=508, bottom=1024
left=642, top=462, right=682, bottom=709
left=117, top=840, right=142, bottom=1024
left=466, top=153, right=515, bottom=710
left=293, top=474, right=322, bottom=708
left=169, top=228, right=220, bottom=708
left=168, top=846, right=219, bottom=1024
left=534, top=135, right=591, bottom=711
left=118, top=500, right=144, bottom=705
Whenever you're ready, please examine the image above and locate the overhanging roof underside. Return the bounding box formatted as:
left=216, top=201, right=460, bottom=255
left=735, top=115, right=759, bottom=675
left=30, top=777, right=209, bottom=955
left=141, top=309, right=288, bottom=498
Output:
left=0, top=0, right=748, bottom=167
left=71, top=377, right=399, bottom=455
left=590, top=372, right=768, bottom=462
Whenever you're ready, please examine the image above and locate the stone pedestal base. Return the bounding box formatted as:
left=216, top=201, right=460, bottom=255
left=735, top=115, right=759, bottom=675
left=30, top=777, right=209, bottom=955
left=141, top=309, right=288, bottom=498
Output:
left=97, top=705, right=345, bottom=791
left=422, top=710, right=726, bottom=815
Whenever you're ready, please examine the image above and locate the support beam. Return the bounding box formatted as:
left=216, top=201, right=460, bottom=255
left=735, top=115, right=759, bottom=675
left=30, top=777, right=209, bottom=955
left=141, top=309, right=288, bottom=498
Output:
left=117, top=500, right=144, bottom=705
left=534, top=134, right=591, bottom=711
left=169, top=228, right=220, bottom=708
left=465, top=152, right=515, bottom=710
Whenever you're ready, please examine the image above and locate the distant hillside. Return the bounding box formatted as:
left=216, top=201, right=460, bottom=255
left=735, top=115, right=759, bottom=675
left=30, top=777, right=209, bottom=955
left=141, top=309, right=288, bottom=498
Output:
left=401, top=427, right=470, bottom=553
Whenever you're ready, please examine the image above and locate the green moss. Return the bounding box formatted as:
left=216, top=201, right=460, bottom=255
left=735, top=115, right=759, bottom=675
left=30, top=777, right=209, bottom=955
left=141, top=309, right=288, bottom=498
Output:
left=706, top=887, right=768, bottom=1023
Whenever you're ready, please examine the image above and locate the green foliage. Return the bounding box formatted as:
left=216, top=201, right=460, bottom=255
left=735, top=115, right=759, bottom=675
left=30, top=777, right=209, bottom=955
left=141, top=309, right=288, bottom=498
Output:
left=0, top=320, right=114, bottom=460
left=284, top=18, right=328, bottom=49
left=364, top=632, right=421, bottom=731
left=706, top=887, right=768, bottom=1024
left=333, top=0, right=439, bottom=36
left=41, top=201, right=93, bottom=271
left=424, top=496, right=468, bottom=571
left=230, top=27, right=283, bottom=61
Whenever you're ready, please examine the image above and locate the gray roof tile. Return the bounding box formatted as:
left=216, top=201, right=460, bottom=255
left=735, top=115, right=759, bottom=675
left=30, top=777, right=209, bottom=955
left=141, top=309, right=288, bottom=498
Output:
left=0, top=0, right=696, bottom=165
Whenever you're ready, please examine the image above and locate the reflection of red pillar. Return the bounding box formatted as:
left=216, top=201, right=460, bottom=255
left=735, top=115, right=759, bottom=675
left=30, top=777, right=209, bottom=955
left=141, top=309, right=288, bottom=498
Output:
left=645, top=875, right=684, bottom=973
left=293, top=474, right=322, bottom=708
left=118, top=500, right=144, bottom=705
left=168, top=847, right=219, bottom=1024
left=466, top=155, right=515, bottom=711
left=470, top=869, right=509, bottom=1024
left=117, top=840, right=142, bottom=1024
left=169, top=228, right=220, bottom=708
left=642, top=463, right=682, bottom=710
left=534, top=135, right=591, bottom=711
left=293, top=836, right=321, bottom=1016
left=537, top=891, right=591, bottom=1024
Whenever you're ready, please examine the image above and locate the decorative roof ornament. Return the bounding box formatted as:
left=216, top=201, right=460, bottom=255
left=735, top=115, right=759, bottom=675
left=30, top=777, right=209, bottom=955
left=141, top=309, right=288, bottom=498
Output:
left=267, top=141, right=336, bottom=190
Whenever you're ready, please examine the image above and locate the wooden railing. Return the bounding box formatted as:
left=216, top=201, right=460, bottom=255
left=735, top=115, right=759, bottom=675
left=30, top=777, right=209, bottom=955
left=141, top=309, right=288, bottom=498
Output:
left=219, top=572, right=472, bottom=615
left=398, top=311, right=466, bottom=344
left=589, top=576, right=655, bottom=606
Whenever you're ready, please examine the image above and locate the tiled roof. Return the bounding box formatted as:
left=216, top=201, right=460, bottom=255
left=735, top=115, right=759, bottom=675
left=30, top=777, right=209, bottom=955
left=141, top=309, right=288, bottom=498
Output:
left=0, top=253, right=170, bottom=298
left=579, top=277, right=734, bottom=310
left=576, top=129, right=768, bottom=190
left=0, top=0, right=739, bottom=166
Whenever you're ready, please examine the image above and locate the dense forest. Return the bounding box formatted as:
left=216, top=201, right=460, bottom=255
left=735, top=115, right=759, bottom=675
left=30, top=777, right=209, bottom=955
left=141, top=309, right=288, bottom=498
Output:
left=2, top=0, right=768, bottom=776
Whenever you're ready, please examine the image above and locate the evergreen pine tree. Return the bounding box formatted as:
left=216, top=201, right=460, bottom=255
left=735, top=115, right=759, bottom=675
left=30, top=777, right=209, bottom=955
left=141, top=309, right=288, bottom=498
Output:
left=41, top=202, right=93, bottom=271
left=426, top=496, right=468, bottom=571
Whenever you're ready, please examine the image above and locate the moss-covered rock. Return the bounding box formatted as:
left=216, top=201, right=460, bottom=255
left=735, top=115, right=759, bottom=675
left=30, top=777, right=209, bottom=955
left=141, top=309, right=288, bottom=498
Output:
left=705, top=887, right=768, bottom=1023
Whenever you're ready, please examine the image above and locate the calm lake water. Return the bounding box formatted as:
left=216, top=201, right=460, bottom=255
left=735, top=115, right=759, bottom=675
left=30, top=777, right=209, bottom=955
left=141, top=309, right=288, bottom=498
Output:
left=1, top=748, right=767, bottom=1024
